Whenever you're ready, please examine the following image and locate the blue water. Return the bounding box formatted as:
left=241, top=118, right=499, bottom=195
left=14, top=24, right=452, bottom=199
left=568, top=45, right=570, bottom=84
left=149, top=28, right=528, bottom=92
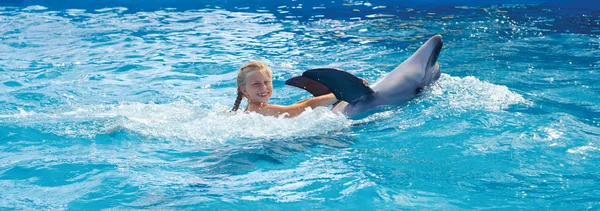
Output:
left=1, top=0, right=599, bottom=209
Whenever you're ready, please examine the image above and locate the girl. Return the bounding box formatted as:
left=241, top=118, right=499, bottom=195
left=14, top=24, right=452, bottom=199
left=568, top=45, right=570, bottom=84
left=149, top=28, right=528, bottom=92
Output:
left=231, top=60, right=339, bottom=118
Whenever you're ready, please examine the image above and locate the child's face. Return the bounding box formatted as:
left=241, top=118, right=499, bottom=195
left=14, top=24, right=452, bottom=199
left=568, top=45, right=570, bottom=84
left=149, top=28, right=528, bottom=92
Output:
left=241, top=70, right=273, bottom=104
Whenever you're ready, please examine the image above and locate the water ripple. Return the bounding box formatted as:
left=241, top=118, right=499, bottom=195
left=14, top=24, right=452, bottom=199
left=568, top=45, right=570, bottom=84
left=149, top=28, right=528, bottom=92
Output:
left=2, top=2, right=600, bottom=210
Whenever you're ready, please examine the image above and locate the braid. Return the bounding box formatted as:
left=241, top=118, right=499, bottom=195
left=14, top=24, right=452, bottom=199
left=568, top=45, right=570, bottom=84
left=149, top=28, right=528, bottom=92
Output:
left=231, top=91, right=243, bottom=112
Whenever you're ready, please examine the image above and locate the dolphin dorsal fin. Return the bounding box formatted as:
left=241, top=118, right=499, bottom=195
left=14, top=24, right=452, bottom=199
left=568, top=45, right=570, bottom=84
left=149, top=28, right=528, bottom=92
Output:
left=285, top=75, right=332, bottom=97
left=300, top=68, right=374, bottom=103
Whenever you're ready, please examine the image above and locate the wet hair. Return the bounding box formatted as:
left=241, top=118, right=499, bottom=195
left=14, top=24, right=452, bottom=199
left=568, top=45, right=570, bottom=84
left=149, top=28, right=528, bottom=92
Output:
left=231, top=60, right=273, bottom=112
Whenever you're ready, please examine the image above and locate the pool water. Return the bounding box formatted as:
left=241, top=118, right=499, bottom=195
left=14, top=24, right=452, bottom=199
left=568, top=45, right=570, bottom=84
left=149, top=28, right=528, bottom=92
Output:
left=1, top=0, right=599, bottom=209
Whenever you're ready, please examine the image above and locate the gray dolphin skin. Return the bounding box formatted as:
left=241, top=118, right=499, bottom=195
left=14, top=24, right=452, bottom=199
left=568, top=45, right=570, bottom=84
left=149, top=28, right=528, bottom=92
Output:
left=286, top=34, right=443, bottom=118
left=334, top=35, right=443, bottom=117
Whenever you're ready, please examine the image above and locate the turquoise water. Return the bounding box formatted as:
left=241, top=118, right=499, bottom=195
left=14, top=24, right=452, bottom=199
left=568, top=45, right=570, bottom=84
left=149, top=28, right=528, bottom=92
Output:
left=1, top=1, right=599, bottom=210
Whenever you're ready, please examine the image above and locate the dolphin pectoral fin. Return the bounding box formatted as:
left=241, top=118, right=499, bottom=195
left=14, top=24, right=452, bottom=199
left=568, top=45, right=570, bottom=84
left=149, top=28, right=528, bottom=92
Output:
left=285, top=76, right=332, bottom=97
left=302, top=68, right=374, bottom=103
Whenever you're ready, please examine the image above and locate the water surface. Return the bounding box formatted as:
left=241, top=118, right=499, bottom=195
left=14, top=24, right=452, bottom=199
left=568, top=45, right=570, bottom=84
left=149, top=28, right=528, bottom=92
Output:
left=1, top=1, right=599, bottom=210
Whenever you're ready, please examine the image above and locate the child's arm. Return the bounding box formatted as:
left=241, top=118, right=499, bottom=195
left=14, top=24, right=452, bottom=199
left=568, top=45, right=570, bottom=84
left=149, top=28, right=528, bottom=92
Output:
left=257, top=93, right=338, bottom=117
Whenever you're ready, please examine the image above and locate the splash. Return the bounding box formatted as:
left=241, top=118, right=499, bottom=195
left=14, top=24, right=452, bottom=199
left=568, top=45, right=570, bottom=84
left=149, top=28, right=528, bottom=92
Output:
left=353, top=73, right=529, bottom=125
left=426, top=74, right=529, bottom=112
left=0, top=74, right=528, bottom=141
left=0, top=102, right=351, bottom=144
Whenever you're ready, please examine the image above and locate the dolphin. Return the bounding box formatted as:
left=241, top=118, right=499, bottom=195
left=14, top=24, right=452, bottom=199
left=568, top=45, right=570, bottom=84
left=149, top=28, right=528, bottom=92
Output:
left=286, top=34, right=443, bottom=118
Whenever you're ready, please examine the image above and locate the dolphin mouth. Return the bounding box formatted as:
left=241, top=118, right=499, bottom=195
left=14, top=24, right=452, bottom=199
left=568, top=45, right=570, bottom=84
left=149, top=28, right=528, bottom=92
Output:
left=427, top=36, right=443, bottom=69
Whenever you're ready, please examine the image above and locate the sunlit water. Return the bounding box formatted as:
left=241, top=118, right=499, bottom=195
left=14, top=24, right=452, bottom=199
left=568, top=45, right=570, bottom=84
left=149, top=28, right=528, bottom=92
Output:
left=1, top=1, right=599, bottom=209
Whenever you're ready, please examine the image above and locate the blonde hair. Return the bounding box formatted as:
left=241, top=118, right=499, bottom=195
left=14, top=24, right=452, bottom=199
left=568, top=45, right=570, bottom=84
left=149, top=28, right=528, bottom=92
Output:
left=231, top=60, right=273, bottom=112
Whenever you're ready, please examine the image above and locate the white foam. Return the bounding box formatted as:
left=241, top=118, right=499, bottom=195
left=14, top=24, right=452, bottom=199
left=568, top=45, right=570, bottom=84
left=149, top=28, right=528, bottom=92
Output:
left=22, top=5, right=48, bottom=11
left=351, top=74, right=528, bottom=125
left=0, top=74, right=527, bottom=141
left=94, top=7, right=128, bottom=13
left=567, top=143, right=599, bottom=155
left=119, top=104, right=350, bottom=144
left=0, top=102, right=350, bottom=144
left=426, top=74, right=529, bottom=113
left=543, top=128, right=564, bottom=141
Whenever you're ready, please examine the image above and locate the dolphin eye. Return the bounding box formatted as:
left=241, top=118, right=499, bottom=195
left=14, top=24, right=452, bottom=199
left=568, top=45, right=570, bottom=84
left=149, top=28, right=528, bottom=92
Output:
left=415, top=87, right=423, bottom=94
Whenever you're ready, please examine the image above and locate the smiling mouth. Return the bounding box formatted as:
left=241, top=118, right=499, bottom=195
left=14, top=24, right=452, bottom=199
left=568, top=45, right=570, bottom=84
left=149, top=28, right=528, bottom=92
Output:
left=258, top=93, right=269, bottom=97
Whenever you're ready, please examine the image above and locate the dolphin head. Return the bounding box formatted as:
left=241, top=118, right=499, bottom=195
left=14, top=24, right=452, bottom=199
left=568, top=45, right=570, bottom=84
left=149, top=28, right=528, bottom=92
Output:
left=424, top=35, right=442, bottom=84
left=405, top=35, right=443, bottom=86
left=370, top=35, right=443, bottom=94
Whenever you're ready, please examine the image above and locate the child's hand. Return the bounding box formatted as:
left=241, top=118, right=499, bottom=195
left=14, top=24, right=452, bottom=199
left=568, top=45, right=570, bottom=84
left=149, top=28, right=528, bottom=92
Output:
left=361, top=78, right=369, bottom=86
